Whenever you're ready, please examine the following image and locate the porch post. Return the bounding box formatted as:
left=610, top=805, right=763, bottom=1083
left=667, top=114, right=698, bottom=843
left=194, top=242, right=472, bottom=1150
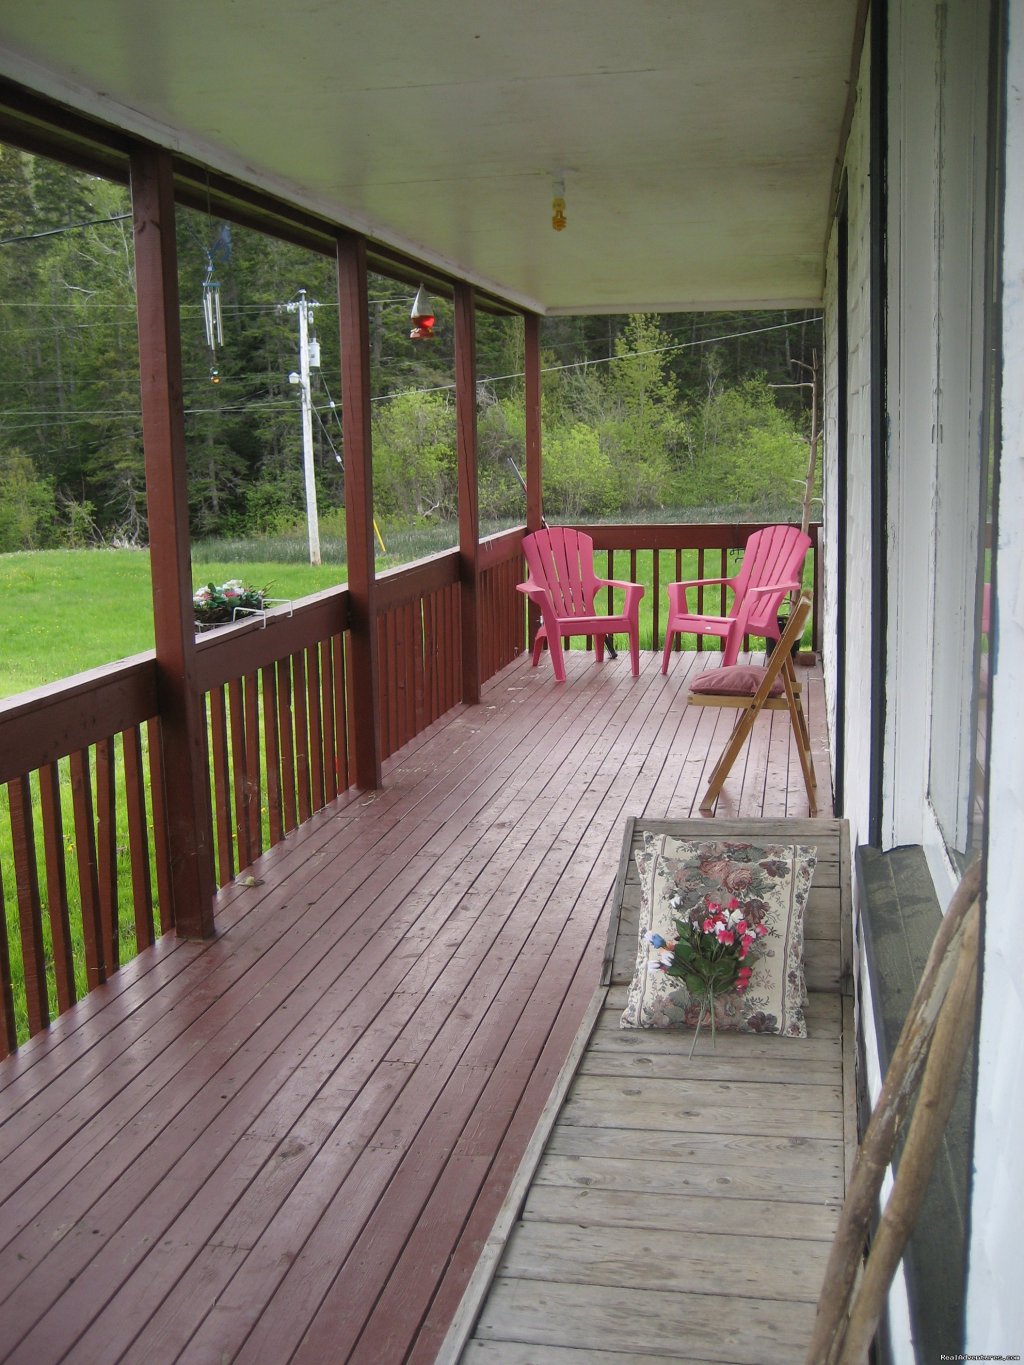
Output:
left=336, top=232, right=382, bottom=789
left=523, top=312, right=543, bottom=649
left=524, top=312, right=543, bottom=533
left=130, top=145, right=216, bottom=938
left=455, top=282, right=481, bottom=704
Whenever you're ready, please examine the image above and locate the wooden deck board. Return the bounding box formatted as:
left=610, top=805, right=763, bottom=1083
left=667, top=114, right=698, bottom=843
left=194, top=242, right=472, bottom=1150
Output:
left=453, top=815, right=852, bottom=1365
left=0, top=650, right=833, bottom=1365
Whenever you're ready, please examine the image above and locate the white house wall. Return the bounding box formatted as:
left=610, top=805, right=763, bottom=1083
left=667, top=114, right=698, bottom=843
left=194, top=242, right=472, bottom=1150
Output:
left=823, top=33, right=875, bottom=853
left=882, top=0, right=940, bottom=856
left=825, top=0, right=1022, bottom=1357
left=967, top=0, right=1024, bottom=1350
left=824, top=26, right=919, bottom=1355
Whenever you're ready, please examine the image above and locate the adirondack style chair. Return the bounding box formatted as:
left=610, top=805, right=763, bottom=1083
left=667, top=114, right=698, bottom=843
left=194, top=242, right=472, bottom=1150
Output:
left=517, top=528, right=644, bottom=682
left=688, top=590, right=817, bottom=815
left=661, top=524, right=812, bottom=672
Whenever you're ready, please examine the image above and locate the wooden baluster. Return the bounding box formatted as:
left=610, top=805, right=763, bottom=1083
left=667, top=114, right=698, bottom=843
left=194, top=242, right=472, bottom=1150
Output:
left=306, top=644, right=325, bottom=812
left=669, top=547, right=682, bottom=659
left=319, top=642, right=337, bottom=806
left=0, top=871, right=17, bottom=1055
left=227, top=678, right=252, bottom=870
left=7, top=775, right=50, bottom=1035
left=277, top=657, right=298, bottom=833
left=261, top=664, right=283, bottom=845
left=404, top=600, right=418, bottom=745
left=147, top=718, right=174, bottom=936
left=391, top=608, right=405, bottom=751
left=122, top=727, right=155, bottom=951
left=69, top=748, right=105, bottom=989
left=652, top=548, right=661, bottom=652
left=209, top=687, right=234, bottom=886
left=423, top=592, right=438, bottom=726
left=381, top=613, right=397, bottom=760
left=95, top=736, right=119, bottom=972
left=333, top=634, right=349, bottom=794
left=291, top=651, right=312, bottom=824
left=243, top=672, right=262, bottom=857
left=38, top=760, right=76, bottom=1012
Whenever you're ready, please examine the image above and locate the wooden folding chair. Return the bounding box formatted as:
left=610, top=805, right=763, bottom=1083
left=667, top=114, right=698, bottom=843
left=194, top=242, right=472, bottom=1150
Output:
left=687, top=589, right=817, bottom=815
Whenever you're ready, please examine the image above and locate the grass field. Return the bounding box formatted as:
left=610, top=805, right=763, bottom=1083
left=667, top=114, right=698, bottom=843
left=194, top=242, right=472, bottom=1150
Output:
left=0, top=549, right=350, bottom=698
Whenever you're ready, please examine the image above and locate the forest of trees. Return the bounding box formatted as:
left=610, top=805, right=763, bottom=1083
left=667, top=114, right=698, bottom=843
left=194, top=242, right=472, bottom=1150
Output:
left=0, top=145, right=822, bottom=553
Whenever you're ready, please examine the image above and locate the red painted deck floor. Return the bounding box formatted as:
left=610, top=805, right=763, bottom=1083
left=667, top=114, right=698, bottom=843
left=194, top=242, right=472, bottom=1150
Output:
left=0, top=647, right=832, bottom=1365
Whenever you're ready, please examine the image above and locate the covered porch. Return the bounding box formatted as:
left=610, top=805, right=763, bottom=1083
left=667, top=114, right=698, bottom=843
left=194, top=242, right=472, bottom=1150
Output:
left=0, top=646, right=832, bottom=1364
left=2, top=0, right=1020, bottom=1359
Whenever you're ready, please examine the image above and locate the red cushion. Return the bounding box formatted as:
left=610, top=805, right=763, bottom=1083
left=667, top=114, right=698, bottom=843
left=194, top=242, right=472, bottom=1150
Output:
left=690, top=665, right=784, bottom=697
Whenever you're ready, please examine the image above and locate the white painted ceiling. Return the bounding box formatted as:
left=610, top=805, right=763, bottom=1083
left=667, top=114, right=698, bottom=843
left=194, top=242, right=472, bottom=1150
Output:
left=0, top=0, right=860, bottom=314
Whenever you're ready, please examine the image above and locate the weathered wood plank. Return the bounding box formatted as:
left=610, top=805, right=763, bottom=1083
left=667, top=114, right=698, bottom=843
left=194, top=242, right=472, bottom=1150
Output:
left=534, top=1150, right=844, bottom=1203
left=577, top=1054, right=843, bottom=1106
left=583, top=1038, right=841, bottom=1084
left=463, top=1345, right=687, bottom=1365
left=544, top=1125, right=845, bottom=1179
left=474, top=1280, right=816, bottom=1365
left=500, top=1220, right=830, bottom=1301
left=521, top=1184, right=842, bottom=1241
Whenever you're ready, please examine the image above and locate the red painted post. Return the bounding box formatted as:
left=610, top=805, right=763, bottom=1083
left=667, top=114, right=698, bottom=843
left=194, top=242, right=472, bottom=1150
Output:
left=524, top=312, right=543, bottom=650
left=130, top=145, right=216, bottom=938
left=524, top=313, right=543, bottom=534
left=336, top=233, right=382, bottom=789
left=455, top=283, right=481, bottom=705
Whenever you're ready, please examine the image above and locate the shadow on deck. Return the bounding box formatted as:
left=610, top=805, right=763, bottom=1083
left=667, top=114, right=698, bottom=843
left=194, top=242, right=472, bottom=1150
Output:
left=0, top=647, right=833, bottom=1364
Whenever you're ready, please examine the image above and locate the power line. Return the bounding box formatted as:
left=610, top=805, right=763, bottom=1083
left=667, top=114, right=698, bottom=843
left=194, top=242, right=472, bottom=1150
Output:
left=0, top=213, right=132, bottom=246
left=0, top=315, right=822, bottom=422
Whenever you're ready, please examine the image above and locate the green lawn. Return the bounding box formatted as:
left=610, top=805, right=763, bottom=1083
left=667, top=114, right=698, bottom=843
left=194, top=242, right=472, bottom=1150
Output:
left=0, top=549, right=349, bottom=698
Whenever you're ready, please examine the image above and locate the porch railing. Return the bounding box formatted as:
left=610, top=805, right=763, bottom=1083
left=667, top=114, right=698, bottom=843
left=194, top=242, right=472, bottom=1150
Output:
left=0, top=520, right=818, bottom=1055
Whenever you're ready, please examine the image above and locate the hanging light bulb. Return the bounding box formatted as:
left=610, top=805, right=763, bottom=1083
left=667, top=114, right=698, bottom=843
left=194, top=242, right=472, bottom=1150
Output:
left=409, top=284, right=436, bottom=340
left=551, top=174, right=567, bottom=231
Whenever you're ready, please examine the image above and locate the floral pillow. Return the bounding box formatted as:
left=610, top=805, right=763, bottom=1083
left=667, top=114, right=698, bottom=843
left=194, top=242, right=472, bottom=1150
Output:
left=620, top=834, right=817, bottom=1037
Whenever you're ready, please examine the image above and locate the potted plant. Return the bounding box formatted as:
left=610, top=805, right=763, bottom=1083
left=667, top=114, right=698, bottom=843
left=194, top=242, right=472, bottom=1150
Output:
left=193, top=579, right=268, bottom=630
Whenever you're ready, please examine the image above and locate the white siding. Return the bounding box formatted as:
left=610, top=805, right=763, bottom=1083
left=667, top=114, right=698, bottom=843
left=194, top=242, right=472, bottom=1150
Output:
left=966, top=0, right=1024, bottom=1349
left=822, top=224, right=841, bottom=787
left=827, top=0, right=1021, bottom=1356
left=827, top=38, right=874, bottom=849
left=882, top=0, right=939, bottom=852
left=824, top=35, right=918, bottom=1360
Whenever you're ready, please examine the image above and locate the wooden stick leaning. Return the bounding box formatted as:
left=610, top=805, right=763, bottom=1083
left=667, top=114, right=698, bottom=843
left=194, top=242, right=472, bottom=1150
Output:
left=803, top=857, right=982, bottom=1365
left=836, top=897, right=980, bottom=1363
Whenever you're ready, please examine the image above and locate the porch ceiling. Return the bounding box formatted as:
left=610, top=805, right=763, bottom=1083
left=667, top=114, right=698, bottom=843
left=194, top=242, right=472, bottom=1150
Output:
left=0, top=0, right=860, bottom=315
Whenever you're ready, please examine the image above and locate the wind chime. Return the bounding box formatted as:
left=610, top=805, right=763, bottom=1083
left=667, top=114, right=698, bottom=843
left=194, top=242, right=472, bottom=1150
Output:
left=201, top=223, right=231, bottom=381
left=203, top=257, right=223, bottom=382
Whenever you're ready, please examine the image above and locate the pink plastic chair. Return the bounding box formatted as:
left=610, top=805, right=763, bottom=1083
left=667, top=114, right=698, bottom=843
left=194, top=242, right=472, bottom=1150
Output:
left=661, top=524, right=812, bottom=672
left=518, top=528, right=644, bottom=682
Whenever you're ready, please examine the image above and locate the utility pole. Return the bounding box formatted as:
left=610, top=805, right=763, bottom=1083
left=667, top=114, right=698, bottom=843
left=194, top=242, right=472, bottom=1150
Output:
left=287, top=290, right=321, bottom=565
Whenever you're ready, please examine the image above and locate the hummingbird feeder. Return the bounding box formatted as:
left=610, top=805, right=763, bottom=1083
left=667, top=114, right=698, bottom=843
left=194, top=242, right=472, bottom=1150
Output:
left=409, top=284, right=436, bottom=340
